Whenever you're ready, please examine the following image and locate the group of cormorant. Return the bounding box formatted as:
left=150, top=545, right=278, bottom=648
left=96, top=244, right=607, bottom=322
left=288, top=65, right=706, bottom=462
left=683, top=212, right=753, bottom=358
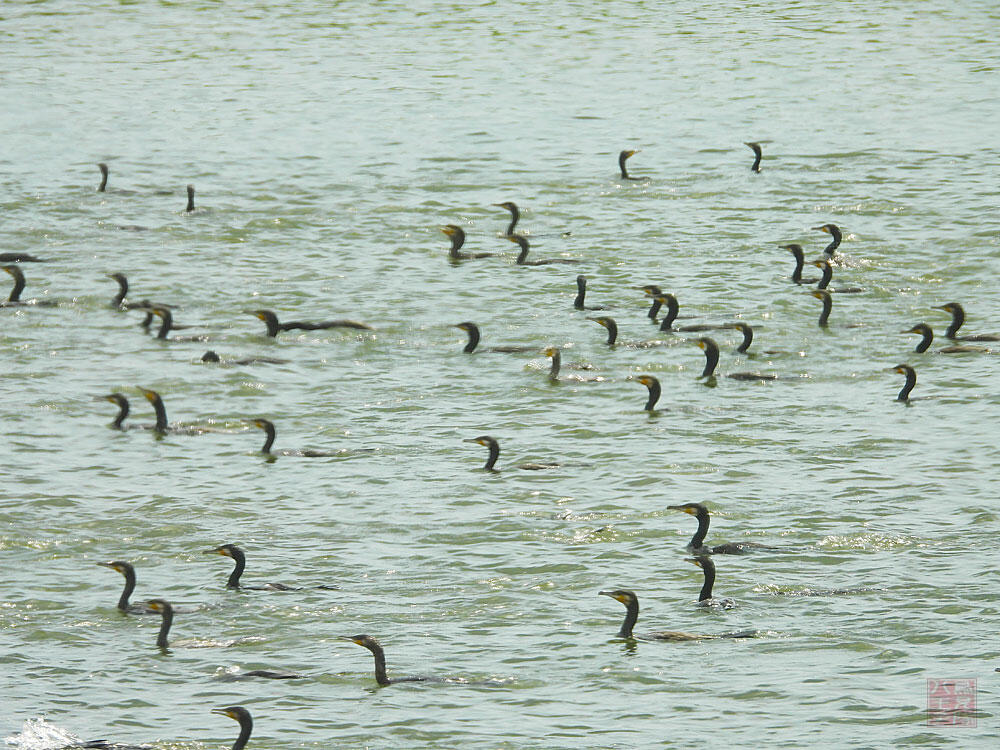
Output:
left=6, top=146, right=993, bottom=748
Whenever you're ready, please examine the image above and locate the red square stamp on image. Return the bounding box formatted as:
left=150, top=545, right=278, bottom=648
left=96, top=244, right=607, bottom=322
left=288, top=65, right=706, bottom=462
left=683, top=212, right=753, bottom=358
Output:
left=927, top=678, right=976, bottom=727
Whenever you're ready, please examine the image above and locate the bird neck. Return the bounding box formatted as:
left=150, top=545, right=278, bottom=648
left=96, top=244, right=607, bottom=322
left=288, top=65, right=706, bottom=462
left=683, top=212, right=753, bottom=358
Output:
left=117, top=568, right=136, bottom=610
left=698, top=561, right=715, bottom=601
left=816, top=263, right=832, bottom=290
left=659, top=296, right=679, bottom=330
left=150, top=396, right=168, bottom=432
left=263, top=313, right=281, bottom=337
left=504, top=207, right=519, bottom=236
left=690, top=509, right=710, bottom=549
left=823, top=227, right=841, bottom=256
left=448, top=230, right=465, bottom=257
left=944, top=307, right=963, bottom=339
left=155, top=310, right=172, bottom=339
left=790, top=250, right=804, bottom=283
left=603, top=320, right=618, bottom=346
left=463, top=325, right=480, bottom=353
left=915, top=327, right=932, bottom=353
left=644, top=380, right=660, bottom=411
left=618, top=599, right=638, bottom=638
left=186, top=187, right=195, bottom=212
left=140, top=309, right=154, bottom=331
left=227, top=551, right=246, bottom=588
left=483, top=440, right=499, bottom=471
left=370, top=644, right=390, bottom=686
left=619, top=154, right=630, bottom=179
left=515, top=244, right=529, bottom=264
left=260, top=423, right=276, bottom=454
left=701, top=344, right=719, bottom=378
left=818, top=296, right=832, bottom=327
left=898, top=369, right=916, bottom=402
left=750, top=151, right=761, bottom=173
left=98, top=168, right=108, bottom=193
left=232, top=715, right=253, bottom=750
left=156, top=607, right=173, bottom=648
left=574, top=278, right=586, bottom=310
left=112, top=398, right=130, bottom=430
left=548, top=350, right=561, bottom=380
left=647, top=297, right=662, bottom=321
left=112, top=277, right=128, bottom=307
left=736, top=326, right=753, bottom=353
left=7, top=269, right=25, bottom=302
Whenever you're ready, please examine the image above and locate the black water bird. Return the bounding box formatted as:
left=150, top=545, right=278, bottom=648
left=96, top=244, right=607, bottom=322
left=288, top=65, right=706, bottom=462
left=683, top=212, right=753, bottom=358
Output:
left=655, top=293, right=680, bottom=331
left=574, top=275, right=608, bottom=310
left=599, top=589, right=754, bottom=641
left=641, top=285, right=663, bottom=322
left=893, top=363, right=916, bottom=403
left=145, top=599, right=245, bottom=650
left=695, top=337, right=777, bottom=381
left=811, top=289, right=833, bottom=327
left=151, top=307, right=210, bottom=342
left=936, top=302, right=1000, bottom=342
left=780, top=244, right=820, bottom=285
left=744, top=142, right=762, bottom=173
left=252, top=309, right=373, bottom=337
left=343, top=634, right=489, bottom=687
left=901, top=324, right=989, bottom=354
left=618, top=149, right=642, bottom=180
left=812, top=260, right=862, bottom=293
left=589, top=316, right=663, bottom=348
left=506, top=233, right=579, bottom=265
left=668, top=502, right=771, bottom=554
left=464, top=435, right=560, bottom=472
left=211, top=706, right=255, bottom=750
left=812, top=223, right=842, bottom=259
left=634, top=375, right=661, bottom=411
left=97, top=162, right=109, bottom=192
left=493, top=201, right=520, bottom=236
left=135, top=388, right=212, bottom=434
left=689, top=556, right=735, bottom=608
left=97, top=561, right=157, bottom=614
left=454, top=322, right=536, bottom=354
left=204, top=544, right=300, bottom=591
left=97, top=393, right=136, bottom=430
left=2, top=265, right=57, bottom=307
left=543, top=346, right=601, bottom=383
left=250, top=417, right=363, bottom=458
left=441, top=225, right=492, bottom=260
left=185, top=184, right=196, bottom=212
left=726, top=322, right=754, bottom=353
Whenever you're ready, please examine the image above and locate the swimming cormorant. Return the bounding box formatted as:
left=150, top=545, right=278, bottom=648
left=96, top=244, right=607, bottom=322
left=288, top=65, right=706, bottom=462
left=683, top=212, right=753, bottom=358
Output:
left=811, top=289, right=832, bottom=327
left=635, top=375, right=661, bottom=410
left=935, top=302, right=1000, bottom=342
left=812, top=260, right=862, bottom=293
left=893, top=364, right=916, bottom=402
left=696, top=337, right=777, bottom=380
left=780, top=245, right=820, bottom=285
left=200, top=350, right=289, bottom=365
left=618, top=149, right=642, bottom=180
left=185, top=185, right=196, bottom=212
left=744, top=142, right=762, bottom=173
left=2, top=265, right=56, bottom=306
left=441, top=225, right=492, bottom=260
left=506, top=233, right=579, bottom=265
left=464, top=435, right=560, bottom=471
left=668, top=502, right=770, bottom=554
left=689, top=556, right=735, bottom=608
left=901, top=323, right=989, bottom=354
left=211, top=706, right=254, bottom=750
left=493, top=201, right=520, bottom=236
left=97, top=561, right=157, bottom=614
left=252, top=309, right=373, bottom=337
left=812, top=223, right=842, bottom=259
left=599, top=590, right=753, bottom=640
left=204, top=544, right=299, bottom=591
left=574, top=275, right=608, bottom=310
left=454, top=322, right=536, bottom=354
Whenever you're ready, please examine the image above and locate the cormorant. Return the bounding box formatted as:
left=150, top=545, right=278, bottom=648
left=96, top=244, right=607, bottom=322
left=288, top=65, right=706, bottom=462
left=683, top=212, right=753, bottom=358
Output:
left=0, top=252, right=47, bottom=262
left=744, top=142, right=762, bottom=173
left=668, top=502, right=770, bottom=554
left=249, top=417, right=364, bottom=458
left=493, top=201, right=520, bottom=236
left=464, top=435, right=560, bottom=471
left=251, top=309, right=373, bottom=337
left=454, top=322, right=536, bottom=353
left=935, top=302, right=1000, bottom=342
left=618, top=149, right=642, bottom=180
left=901, top=324, right=990, bottom=354
left=780, top=244, right=820, bottom=285
left=97, top=163, right=109, bottom=192
left=201, top=351, right=289, bottom=365
left=634, top=375, right=661, bottom=411
left=689, top=556, right=736, bottom=608
left=599, top=590, right=754, bottom=640
left=97, top=561, right=157, bottom=614
left=812, top=260, right=863, bottom=293
left=640, top=285, right=663, bottom=322
left=2, top=265, right=57, bottom=306
left=811, top=289, right=832, bottom=327
left=506, top=234, right=579, bottom=265
left=441, top=225, right=492, bottom=260
left=185, top=185, right=196, bottom=213
left=211, top=706, right=255, bottom=750
left=695, top=337, right=777, bottom=380
left=543, top=347, right=601, bottom=382
left=812, top=223, right=842, bottom=259
left=574, top=275, right=608, bottom=310
left=204, top=544, right=300, bottom=591
left=893, top=363, right=916, bottom=403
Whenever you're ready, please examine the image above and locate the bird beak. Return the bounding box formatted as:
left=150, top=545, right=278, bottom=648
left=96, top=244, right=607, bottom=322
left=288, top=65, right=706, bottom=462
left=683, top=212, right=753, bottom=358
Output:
left=811, top=225, right=830, bottom=233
